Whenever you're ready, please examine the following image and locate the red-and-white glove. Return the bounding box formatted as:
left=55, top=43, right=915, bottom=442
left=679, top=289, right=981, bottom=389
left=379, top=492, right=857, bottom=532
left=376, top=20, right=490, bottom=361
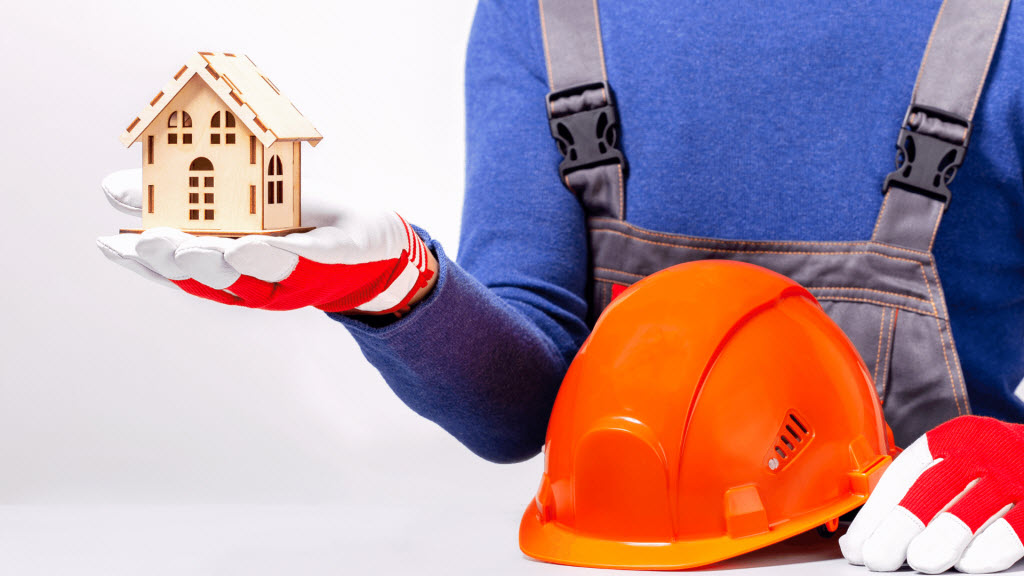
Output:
left=839, top=416, right=1024, bottom=574
left=96, top=169, right=435, bottom=315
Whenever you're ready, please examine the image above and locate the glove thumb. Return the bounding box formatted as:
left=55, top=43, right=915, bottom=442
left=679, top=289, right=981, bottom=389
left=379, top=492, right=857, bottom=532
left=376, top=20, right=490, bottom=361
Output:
left=102, top=168, right=143, bottom=215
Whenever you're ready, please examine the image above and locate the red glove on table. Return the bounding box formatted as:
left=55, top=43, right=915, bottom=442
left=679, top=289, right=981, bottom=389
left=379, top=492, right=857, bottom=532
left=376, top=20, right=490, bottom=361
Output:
left=97, top=169, right=436, bottom=315
left=839, top=416, right=1024, bottom=574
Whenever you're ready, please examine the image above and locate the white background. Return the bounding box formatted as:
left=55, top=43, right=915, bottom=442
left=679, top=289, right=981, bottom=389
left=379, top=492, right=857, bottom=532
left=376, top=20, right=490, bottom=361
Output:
left=0, top=0, right=546, bottom=573
left=1, top=0, right=481, bottom=506
left=2, top=1, right=1021, bottom=575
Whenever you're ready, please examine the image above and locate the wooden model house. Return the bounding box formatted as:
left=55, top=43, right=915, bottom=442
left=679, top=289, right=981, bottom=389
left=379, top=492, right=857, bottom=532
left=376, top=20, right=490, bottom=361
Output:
left=120, top=52, right=322, bottom=236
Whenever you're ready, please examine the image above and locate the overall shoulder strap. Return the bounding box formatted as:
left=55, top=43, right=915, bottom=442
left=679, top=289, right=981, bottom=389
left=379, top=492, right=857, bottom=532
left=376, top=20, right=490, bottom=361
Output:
left=539, top=0, right=627, bottom=219
left=873, top=0, right=1011, bottom=252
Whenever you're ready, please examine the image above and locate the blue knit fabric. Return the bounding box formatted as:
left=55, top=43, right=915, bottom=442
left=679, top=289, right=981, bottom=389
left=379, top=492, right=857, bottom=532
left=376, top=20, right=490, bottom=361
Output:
left=332, top=0, right=1024, bottom=463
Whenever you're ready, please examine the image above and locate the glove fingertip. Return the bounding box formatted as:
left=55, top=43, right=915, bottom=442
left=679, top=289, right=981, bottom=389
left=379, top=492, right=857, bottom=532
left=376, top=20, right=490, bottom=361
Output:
left=96, top=238, right=178, bottom=288
left=224, top=238, right=299, bottom=282
left=906, top=513, right=972, bottom=574
left=838, top=533, right=865, bottom=565
left=956, top=518, right=1024, bottom=574
left=130, top=230, right=192, bottom=281
left=96, top=233, right=141, bottom=258
left=862, top=506, right=925, bottom=572
left=172, top=244, right=240, bottom=291
left=140, top=226, right=196, bottom=243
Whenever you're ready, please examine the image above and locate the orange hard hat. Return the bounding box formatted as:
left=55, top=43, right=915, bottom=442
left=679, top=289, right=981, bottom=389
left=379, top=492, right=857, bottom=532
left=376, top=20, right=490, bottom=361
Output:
left=520, top=260, right=896, bottom=570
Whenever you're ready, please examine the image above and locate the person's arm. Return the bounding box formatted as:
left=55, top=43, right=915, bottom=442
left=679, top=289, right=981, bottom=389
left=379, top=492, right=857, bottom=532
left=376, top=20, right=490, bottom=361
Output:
left=331, top=0, right=590, bottom=463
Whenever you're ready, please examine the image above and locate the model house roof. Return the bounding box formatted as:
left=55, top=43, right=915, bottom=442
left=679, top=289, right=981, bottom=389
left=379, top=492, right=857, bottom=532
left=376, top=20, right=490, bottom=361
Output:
left=121, top=52, right=322, bottom=149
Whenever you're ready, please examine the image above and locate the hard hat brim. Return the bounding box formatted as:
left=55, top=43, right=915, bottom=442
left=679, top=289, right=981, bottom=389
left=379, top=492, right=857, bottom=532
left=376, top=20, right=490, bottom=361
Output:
left=519, top=492, right=868, bottom=570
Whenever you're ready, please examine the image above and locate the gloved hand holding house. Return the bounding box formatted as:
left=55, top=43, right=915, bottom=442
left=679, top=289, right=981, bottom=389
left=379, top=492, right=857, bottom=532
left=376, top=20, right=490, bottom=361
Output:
left=97, top=168, right=437, bottom=315
left=98, top=52, right=436, bottom=316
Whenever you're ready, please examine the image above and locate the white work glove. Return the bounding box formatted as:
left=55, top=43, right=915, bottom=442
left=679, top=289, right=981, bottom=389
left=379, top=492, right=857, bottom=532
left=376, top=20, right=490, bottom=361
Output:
left=839, top=416, right=1024, bottom=574
left=97, top=169, right=436, bottom=314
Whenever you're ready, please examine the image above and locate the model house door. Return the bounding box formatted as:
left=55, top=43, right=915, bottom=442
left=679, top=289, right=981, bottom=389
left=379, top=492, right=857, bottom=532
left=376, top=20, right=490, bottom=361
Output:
left=188, top=157, right=215, bottom=223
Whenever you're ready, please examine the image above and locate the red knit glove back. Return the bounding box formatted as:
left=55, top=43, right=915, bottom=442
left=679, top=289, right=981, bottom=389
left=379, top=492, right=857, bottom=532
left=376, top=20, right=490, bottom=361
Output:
left=901, top=416, right=1024, bottom=534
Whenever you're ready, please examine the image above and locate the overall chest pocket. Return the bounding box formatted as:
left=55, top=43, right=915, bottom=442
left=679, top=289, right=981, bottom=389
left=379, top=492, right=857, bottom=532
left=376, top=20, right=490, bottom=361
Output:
left=817, top=301, right=898, bottom=403
left=817, top=296, right=969, bottom=446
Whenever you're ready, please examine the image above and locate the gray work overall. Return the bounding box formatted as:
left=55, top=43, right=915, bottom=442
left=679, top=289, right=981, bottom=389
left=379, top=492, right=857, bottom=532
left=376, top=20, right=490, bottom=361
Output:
left=539, top=0, right=1011, bottom=446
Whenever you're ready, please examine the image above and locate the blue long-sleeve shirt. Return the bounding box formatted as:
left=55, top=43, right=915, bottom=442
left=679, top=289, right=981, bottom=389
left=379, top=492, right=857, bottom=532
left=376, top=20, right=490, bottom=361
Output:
left=331, top=0, right=1024, bottom=463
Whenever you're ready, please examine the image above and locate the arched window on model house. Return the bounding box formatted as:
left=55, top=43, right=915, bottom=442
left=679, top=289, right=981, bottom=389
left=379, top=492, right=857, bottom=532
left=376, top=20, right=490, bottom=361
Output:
left=267, top=155, right=283, bottom=204
left=209, top=111, right=237, bottom=145
left=167, top=111, right=193, bottom=144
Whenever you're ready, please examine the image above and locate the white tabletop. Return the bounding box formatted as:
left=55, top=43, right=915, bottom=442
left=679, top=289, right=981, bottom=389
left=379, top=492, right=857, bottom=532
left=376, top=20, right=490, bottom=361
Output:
left=5, top=504, right=1022, bottom=576
left=0, top=505, right=852, bottom=576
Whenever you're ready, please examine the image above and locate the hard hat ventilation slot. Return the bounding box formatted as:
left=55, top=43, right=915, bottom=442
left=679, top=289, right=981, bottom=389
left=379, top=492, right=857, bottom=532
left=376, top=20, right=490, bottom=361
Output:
left=765, top=410, right=814, bottom=473
left=790, top=409, right=806, bottom=432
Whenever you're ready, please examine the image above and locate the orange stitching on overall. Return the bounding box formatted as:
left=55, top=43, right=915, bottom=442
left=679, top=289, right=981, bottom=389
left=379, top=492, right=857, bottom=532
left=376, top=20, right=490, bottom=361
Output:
left=593, top=229, right=943, bottom=318
left=950, top=336, right=972, bottom=415
left=616, top=164, right=624, bottom=219
left=804, top=286, right=931, bottom=305
left=592, top=228, right=929, bottom=266
left=910, top=256, right=960, bottom=411
left=811, top=295, right=935, bottom=318
left=591, top=278, right=936, bottom=317
left=591, top=0, right=609, bottom=85
left=589, top=216, right=931, bottom=257
left=911, top=0, right=947, bottom=102
left=921, top=255, right=962, bottom=415
left=598, top=268, right=937, bottom=309
left=917, top=263, right=939, bottom=316
left=873, top=309, right=886, bottom=385
left=538, top=0, right=555, bottom=92
left=881, top=309, right=897, bottom=401
left=872, top=192, right=893, bottom=241
left=927, top=203, right=945, bottom=253
left=594, top=266, right=643, bottom=279
left=594, top=279, right=624, bottom=306
left=929, top=260, right=972, bottom=414
left=933, top=314, right=964, bottom=417
left=868, top=194, right=944, bottom=255
left=970, top=0, right=1011, bottom=119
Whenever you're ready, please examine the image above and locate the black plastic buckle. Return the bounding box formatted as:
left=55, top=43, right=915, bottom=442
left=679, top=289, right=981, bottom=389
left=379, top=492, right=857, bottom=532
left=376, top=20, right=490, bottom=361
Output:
left=546, top=82, right=626, bottom=180
left=883, top=105, right=972, bottom=209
